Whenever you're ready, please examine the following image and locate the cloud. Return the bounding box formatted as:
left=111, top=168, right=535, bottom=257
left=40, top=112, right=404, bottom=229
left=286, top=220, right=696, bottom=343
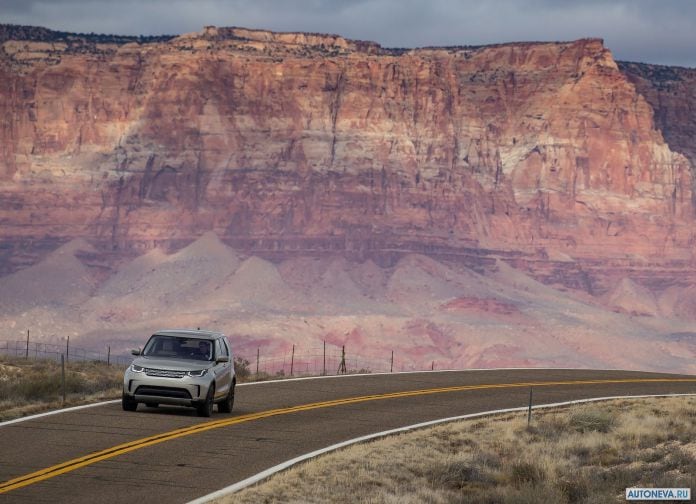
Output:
left=1, top=0, right=694, bottom=67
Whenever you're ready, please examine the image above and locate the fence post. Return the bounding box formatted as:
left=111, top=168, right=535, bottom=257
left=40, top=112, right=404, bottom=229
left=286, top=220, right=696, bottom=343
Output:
left=25, top=330, right=29, bottom=359
left=66, top=336, right=70, bottom=363
left=527, top=387, right=533, bottom=426
left=390, top=350, right=394, bottom=373
left=337, top=345, right=347, bottom=374
left=256, top=348, right=260, bottom=378
left=107, top=346, right=111, bottom=366
left=290, top=344, right=295, bottom=376
left=431, top=361, right=434, bottom=371
left=61, top=354, right=66, bottom=406
left=323, top=340, right=326, bottom=376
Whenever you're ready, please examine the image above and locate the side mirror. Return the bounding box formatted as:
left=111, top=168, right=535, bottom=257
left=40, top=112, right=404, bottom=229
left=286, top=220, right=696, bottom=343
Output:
left=216, top=355, right=229, bottom=363
left=131, top=348, right=141, bottom=356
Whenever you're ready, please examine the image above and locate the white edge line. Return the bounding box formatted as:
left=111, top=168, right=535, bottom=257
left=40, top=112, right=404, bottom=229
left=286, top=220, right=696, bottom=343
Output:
left=2, top=366, right=692, bottom=428
left=187, top=393, right=696, bottom=504
left=0, top=400, right=121, bottom=427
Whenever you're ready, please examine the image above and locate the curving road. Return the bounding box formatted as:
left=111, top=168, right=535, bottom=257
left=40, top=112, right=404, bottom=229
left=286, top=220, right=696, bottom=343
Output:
left=1, top=368, right=695, bottom=503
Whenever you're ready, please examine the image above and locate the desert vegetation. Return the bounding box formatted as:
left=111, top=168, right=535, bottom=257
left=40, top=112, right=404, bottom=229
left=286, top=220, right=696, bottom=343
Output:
left=0, top=23, right=173, bottom=45
left=0, top=354, right=124, bottom=421
left=228, top=397, right=695, bottom=503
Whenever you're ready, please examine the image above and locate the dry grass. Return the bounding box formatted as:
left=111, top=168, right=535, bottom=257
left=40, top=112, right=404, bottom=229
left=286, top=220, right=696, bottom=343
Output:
left=226, top=397, right=696, bottom=504
left=0, top=354, right=124, bottom=421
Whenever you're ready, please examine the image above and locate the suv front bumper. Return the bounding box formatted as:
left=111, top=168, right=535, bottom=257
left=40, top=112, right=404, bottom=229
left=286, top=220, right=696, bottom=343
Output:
left=123, top=370, right=212, bottom=406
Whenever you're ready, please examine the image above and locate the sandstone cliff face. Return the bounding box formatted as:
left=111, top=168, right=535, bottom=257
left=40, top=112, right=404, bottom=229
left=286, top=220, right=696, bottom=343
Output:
left=1, top=25, right=695, bottom=293
left=619, top=62, right=696, bottom=192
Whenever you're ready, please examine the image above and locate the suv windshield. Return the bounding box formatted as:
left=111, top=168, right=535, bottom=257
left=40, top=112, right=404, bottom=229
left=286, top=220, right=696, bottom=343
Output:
left=142, top=335, right=214, bottom=361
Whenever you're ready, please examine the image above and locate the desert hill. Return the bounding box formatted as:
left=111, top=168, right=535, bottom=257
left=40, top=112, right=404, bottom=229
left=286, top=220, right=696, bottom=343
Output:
left=0, top=233, right=692, bottom=374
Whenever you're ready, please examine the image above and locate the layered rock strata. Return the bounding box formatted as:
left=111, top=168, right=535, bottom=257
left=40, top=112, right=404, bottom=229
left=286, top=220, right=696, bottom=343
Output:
left=1, top=25, right=695, bottom=293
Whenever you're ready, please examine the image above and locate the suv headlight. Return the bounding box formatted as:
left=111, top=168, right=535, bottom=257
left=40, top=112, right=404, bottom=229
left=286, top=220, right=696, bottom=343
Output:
left=187, top=369, right=207, bottom=377
left=130, top=364, right=145, bottom=373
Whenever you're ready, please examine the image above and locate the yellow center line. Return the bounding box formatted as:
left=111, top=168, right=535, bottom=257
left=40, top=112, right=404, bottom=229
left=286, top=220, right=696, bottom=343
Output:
left=1, top=377, right=694, bottom=494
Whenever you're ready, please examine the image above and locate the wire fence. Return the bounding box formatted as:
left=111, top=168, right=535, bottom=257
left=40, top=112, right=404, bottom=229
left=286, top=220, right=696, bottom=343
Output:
left=0, top=339, right=132, bottom=367
left=1, top=338, right=441, bottom=379
left=237, top=341, right=435, bottom=380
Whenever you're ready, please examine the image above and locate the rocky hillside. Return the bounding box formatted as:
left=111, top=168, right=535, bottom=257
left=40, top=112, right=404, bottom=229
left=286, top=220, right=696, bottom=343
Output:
left=0, top=24, right=695, bottom=296
left=2, top=233, right=694, bottom=373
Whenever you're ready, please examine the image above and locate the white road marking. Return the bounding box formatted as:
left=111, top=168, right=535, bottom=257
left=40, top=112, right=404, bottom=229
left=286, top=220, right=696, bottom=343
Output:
left=0, top=400, right=121, bottom=427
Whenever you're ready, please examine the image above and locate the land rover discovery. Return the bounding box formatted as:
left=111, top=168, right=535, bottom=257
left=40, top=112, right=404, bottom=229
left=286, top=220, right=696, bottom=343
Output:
left=122, top=329, right=236, bottom=417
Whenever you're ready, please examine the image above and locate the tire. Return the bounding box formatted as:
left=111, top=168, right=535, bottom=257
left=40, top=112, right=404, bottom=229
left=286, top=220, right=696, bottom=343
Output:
left=145, top=402, right=159, bottom=408
left=197, top=384, right=214, bottom=417
left=218, top=382, right=235, bottom=413
left=122, top=394, right=137, bottom=412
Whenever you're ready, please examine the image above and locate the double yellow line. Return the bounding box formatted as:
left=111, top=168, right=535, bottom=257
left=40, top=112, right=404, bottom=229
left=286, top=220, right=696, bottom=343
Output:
left=1, top=377, right=695, bottom=494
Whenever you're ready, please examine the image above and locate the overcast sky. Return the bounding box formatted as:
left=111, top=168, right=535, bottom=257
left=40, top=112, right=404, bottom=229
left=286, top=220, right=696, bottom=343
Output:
left=1, top=0, right=694, bottom=67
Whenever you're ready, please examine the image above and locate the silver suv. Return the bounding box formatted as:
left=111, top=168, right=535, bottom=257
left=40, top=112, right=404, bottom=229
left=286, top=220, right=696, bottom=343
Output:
left=122, top=329, right=236, bottom=417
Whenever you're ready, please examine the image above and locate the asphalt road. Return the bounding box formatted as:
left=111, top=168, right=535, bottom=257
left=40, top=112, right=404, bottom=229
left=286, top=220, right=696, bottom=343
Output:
left=1, top=369, right=695, bottom=503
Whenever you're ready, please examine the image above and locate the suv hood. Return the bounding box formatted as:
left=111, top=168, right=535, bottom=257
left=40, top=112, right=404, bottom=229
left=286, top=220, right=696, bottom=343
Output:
left=132, top=356, right=214, bottom=371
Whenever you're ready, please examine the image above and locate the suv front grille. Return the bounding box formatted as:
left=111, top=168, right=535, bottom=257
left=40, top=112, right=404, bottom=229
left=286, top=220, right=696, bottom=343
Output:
left=135, top=386, right=192, bottom=399
left=144, top=367, right=186, bottom=378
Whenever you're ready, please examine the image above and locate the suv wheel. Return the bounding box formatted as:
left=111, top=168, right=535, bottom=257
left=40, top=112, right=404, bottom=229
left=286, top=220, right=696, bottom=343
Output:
left=197, top=384, right=214, bottom=417
left=122, top=394, right=137, bottom=412
left=218, top=382, right=235, bottom=413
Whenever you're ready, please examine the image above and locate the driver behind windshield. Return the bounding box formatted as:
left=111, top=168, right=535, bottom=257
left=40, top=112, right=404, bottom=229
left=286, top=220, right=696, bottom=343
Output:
left=195, top=340, right=211, bottom=360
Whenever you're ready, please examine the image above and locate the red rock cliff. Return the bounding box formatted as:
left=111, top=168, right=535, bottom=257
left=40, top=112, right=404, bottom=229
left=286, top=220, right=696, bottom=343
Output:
left=619, top=61, right=696, bottom=192
left=1, top=25, right=695, bottom=291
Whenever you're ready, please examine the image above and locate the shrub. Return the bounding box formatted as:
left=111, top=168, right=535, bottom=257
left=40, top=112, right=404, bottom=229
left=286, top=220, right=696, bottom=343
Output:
left=431, top=459, right=491, bottom=490
left=558, top=474, right=590, bottom=502
left=510, top=461, right=544, bottom=487
left=234, top=356, right=251, bottom=381
left=660, top=446, right=694, bottom=471
left=569, top=409, right=616, bottom=433
left=589, top=444, right=621, bottom=466
left=527, top=415, right=568, bottom=440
